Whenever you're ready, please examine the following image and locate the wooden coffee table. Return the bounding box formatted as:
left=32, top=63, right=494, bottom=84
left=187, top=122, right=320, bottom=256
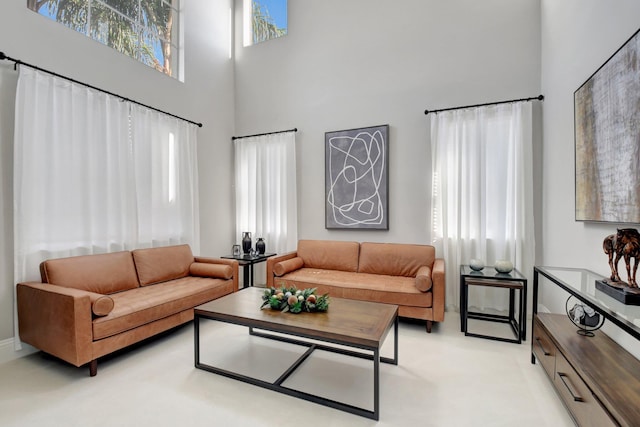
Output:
left=194, top=288, right=398, bottom=420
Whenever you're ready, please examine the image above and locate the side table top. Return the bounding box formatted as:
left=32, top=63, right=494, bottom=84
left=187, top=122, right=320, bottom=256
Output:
left=460, top=264, right=526, bottom=280
left=221, top=253, right=276, bottom=263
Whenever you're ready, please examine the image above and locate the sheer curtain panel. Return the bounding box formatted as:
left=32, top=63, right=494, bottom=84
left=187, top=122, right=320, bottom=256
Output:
left=430, top=101, right=534, bottom=313
left=234, top=131, right=298, bottom=267
left=130, top=105, right=200, bottom=251
left=13, top=67, right=200, bottom=348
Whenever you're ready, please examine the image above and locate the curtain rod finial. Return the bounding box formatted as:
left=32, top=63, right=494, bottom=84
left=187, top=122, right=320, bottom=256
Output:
left=424, top=109, right=430, bottom=115
left=538, top=95, right=544, bottom=101
left=0, top=52, right=6, bottom=60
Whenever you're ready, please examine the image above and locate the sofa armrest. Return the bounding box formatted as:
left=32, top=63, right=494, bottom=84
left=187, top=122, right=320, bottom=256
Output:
left=431, top=258, right=446, bottom=322
left=193, top=257, right=239, bottom=291
left=266, top=251, right=298, bottom=288
left=17, top=282, right=94, bottom=367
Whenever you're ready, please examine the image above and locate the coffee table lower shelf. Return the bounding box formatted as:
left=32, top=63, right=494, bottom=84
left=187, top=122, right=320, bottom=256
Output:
left=194, top=317, right=398, bottom=420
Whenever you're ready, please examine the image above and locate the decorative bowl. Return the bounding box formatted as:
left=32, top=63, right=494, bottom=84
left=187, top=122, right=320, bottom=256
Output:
left=469, top=259, right=485, bottom=271
left=494, top=260, right=513, bottom=273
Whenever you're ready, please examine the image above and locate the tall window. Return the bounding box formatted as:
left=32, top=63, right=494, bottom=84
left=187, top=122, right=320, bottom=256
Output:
left=27, top=0, right=180, bottom=78
left=243, top=0, right=287, bottom=46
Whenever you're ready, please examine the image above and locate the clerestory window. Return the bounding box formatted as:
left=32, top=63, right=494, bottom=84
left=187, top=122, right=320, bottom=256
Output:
left=27, top=0, right=180, bottom=79
left=243, top=0, right=287, bottom=46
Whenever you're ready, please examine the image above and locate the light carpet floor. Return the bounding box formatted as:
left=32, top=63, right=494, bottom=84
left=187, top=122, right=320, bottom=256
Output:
left=0, top=313, right=575, bottom=426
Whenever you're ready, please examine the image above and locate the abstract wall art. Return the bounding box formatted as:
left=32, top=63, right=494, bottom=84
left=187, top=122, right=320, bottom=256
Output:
left=575, top=27, right=640, bottom=223
left=325, top=124, right=389, bottom=229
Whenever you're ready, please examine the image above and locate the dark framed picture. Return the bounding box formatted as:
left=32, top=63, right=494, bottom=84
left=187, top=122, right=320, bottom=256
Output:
left=325, top=124, right=389, bottom=229
left=575, top=27, right=640, bottom=223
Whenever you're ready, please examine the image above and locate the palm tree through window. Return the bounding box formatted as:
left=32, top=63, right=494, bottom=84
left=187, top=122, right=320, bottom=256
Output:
left=243, top=0, right=287, bottom=46
left=27, top=0, right=180, bottom=78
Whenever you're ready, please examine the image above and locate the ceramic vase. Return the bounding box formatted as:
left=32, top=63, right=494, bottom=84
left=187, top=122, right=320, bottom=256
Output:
left=242, top=232, right=252, bottom=254
left=256, top=238, right=266, bottom=255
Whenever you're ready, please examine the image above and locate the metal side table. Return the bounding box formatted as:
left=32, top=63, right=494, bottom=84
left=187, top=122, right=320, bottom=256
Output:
left=459, top=265, right=527, bottom=343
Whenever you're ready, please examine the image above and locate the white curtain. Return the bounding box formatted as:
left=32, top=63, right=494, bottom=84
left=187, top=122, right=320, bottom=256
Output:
left=430, top=101, right=534, bottom=313
left=13, top=67, right=199, bottom=347
left=234, top=131, right=298, bottom=273
left=130, top=105, right=200, bottom=250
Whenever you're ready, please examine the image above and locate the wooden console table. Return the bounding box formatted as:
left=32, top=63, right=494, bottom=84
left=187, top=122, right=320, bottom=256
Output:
left=532, top=267, right=640, bottom=427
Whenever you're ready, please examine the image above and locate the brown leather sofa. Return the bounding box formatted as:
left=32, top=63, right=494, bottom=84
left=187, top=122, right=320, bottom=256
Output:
left=17, top=244, right=238, bottom=376
left=266, top=240, right=445, bottom=332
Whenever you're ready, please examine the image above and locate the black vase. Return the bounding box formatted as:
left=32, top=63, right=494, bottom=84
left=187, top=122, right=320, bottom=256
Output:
left=242, top=232, right=252, bottom=254
left=256, top=238, right=266, bottom=255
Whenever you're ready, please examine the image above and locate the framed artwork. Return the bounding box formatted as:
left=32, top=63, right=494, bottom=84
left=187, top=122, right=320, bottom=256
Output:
left=325, top=124, right=389, bottom=229
left=575, top=27, right=640, bottom=223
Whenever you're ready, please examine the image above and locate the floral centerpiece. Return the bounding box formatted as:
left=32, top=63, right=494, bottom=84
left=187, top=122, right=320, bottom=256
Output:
left=260, top=286, right=329, bottom=314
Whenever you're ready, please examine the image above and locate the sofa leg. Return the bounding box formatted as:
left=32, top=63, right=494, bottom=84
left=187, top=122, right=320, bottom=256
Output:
left=426, top=320, right=433, bottom=333
left=89, top=359, right=98, bottom=377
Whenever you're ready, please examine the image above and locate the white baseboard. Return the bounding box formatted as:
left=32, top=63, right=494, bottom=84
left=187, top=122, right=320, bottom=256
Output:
left=0, top=337, right=37, bottom=365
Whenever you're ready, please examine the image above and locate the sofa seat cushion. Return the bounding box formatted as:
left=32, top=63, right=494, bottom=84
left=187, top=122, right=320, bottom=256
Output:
left=92, top=276, right=233, bottom=340
left=275, top=268, right=432, bottom=308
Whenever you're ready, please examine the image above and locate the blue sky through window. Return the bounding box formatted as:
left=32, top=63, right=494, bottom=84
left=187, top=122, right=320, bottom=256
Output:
left=258, top=0, right=287, bottom=30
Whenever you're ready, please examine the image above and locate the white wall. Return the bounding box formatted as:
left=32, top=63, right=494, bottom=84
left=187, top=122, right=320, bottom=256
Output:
left=540, top=0, right=640, bottom=357
left=0, top=1, right=236, bottom=346
left=234, top=0, right=542, bottom=245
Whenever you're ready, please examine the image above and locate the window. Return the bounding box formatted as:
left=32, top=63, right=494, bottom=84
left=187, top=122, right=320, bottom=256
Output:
left=27, top=0, right=180, bottom=78
left=243, top=0, right=287, bottom=46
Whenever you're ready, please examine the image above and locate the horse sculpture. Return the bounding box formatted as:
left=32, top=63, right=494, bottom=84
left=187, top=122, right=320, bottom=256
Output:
left=603, top=228, right=640, bottom=288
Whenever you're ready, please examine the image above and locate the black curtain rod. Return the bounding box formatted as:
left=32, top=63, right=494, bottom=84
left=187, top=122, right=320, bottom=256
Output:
left=0, top=51, right=203, bottom=128
left=424, top=95, right=544, bottom=115
left=232, top=128, right=298, bottom=141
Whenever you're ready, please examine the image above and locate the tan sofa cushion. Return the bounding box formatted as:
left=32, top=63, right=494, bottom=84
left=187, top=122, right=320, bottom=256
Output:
left=92, top=276, right=234, bottom=340
left=40, top=251, right=139, bottom=294
left=415, top=266, right=432, bottom=292
left=358, top=242, right=435, bottom=277
left=132, top=244, right=194, bottom=286
left=274, top=268, right=432, bottom=308
left=273, top=257, right=304, bottom=276
left=91, top=294, right=115, bottom=316
left=297, top=240, right=360, bottom=272
left=190, top=262, right=233, bottom=279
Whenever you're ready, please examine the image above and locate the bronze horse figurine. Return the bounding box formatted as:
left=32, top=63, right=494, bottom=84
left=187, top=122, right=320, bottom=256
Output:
left=603, top=228, right=640, bottom=288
